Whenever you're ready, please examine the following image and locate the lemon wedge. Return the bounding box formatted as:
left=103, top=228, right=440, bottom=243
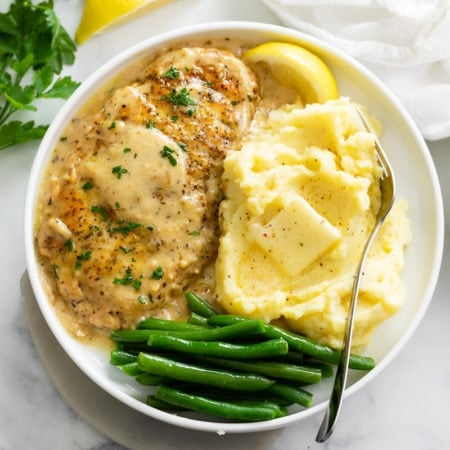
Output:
left=242, top=42, right=339, bottom=104
left=75, top=0, right=173, bottom=44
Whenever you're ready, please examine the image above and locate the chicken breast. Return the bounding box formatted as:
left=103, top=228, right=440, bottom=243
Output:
left=36, top=46, right=260, bottom=334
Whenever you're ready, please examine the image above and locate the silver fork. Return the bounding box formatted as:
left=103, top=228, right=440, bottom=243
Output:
left=316, top=107, right=396, bottom=442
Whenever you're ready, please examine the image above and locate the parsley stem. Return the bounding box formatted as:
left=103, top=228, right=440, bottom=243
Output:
left=0, top=105, right=11, bottom=124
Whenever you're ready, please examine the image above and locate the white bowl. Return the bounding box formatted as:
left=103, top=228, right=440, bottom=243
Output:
left=24, top=22, right=444, bottom=434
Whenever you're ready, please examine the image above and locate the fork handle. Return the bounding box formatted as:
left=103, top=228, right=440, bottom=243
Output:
left=315, top=220, right=382, bottom=442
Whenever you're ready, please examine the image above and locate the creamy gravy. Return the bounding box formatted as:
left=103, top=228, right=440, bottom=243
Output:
left=35, top=37, right=298, bottom=344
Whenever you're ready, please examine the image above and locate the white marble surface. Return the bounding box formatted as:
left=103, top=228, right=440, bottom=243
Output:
left=1, top=0, right=449, bottom=448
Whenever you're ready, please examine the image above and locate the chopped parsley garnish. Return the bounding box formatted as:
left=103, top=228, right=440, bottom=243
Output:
left=113, top=267, right=133, bottom=286
left=150, top=266, right=164, bottom=280
left=123, top=147, right=132, bottom=153
left=75, top=250, right=91, bottom=269
left=113, top=268, right=142, bottom=291
left=64, top=238, right=74, bottom=252
left=162, top=67, right=180, bottom=79
left=146, top=121, right=154, bottom=129
left=77, top=250, right=92, bottom=261
left=231, top=100, right=238, bottom=106
left=188, top=230, right=200, bottom=236
left=132, top=279, right=142, bottom=291
left=82, top=180, right=94, bottom=190
left=112, top=165, right=128, bottom=179
left=138, top=293, right=154, bottom=304
left=108, top=121, right=117, bottom=129
left=108, top=221, right=142, bottom=236
left=114, top=201, right=121, bottom=209
left=177, top=142, right=187, bottom=151
left=91, top=205, right=109, bottom=221
left=171, top=115, right=178, bottom=123
left=160, top=145, right=177, bottom=166
left=162, top=87, right=196, bottom=108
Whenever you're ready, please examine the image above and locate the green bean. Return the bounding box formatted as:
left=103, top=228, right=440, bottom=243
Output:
left=135, top=373, right=166, bottom=386
left=111, top=329, right=152, bottom=343
left=207, top=315, right=375, bottom=370
left=154, top=385, right=284, bottom=421
left=266, top=383, right=313, bottom=408
left=269, top=351, right=304, bottom=365
left=187, top=312, right=210, bottom=327
left=193, top=355, right=321, bottom=384
left=109, top=294, right=377, bottom=422
left=184, top=291, right=217, bottom=318
left=114, top=341, right=153, bottom=353
left=117, top=362, right=144, bottom=376
left=227, top=399, right=287, bottom=418
left=147, top=334, right=289, bottom=359
left=137, top=317, right=205, bottom=331
left=110, top=349, right=138, bottom=366
left=137, top=353, right=274, bottom=391
left=144, top=320, right=265, bottom=342
left=168, top=383, right=294, bottom=407
left=265, top=326, right=375, bottom=370
left=302, top=361, right=334, bottom=378
left=146, top=394, right=188, bottom=412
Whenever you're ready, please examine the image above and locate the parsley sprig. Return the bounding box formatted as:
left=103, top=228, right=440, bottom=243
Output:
left=0, top=0, right=80, bottom=150
left=162, top=87, right=196, bottom=110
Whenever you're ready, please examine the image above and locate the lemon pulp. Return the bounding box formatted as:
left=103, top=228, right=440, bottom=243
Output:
left=76, top=0, right=173, bottom=44
left=242, top=42, right=339, bottom=104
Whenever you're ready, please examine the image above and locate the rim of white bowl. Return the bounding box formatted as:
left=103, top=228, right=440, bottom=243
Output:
left=24, top=21, right=444, bottom=434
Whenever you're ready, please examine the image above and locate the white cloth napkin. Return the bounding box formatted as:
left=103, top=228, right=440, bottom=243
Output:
left=263, top=0, right=450, bottom=140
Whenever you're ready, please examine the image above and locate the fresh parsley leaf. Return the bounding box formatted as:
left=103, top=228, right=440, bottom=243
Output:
left=39, top=76, right=80, bottom=99
left=0, top=120, right=48, bottom=150
left=0, top=0, right=79, bottom=151
left=33, top=65, right=54, bottom=96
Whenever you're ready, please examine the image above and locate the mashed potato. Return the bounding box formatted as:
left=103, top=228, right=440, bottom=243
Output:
left=215, top=97, right=411, bottom=351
